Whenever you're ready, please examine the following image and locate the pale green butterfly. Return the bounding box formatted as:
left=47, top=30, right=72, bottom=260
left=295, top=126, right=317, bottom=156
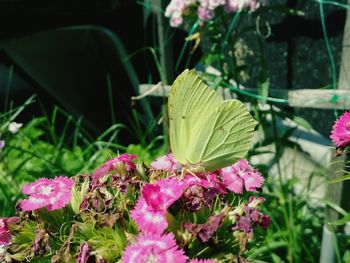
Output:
left=168, top=69, right=258, bottom=173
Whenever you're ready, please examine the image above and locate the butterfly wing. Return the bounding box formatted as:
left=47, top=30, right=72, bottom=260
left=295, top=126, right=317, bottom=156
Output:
left=187, top=99, right=258, bottom=171
left=168, top=69, right=222, bottom=165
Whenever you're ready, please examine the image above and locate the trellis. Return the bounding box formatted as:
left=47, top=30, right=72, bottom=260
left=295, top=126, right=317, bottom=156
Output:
left=140, top=1, right=350, bottom=262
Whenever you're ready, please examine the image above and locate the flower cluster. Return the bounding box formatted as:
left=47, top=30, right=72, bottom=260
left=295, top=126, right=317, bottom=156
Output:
left=165, top=0, right=260, bottom=27
left=1, top=152, right=269, bottom=262
left=19, top=176, right=74, bottom=211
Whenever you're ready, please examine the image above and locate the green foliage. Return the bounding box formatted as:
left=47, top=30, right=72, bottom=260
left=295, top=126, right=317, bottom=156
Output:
left=0, top=99, right=125, bottom=217
left=77, top=223, right=127, bottom=261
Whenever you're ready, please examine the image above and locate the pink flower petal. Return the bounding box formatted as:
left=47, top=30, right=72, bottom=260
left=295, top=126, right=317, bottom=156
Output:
left=242, top=172, right=264, bottom=192
left=220, top=159, right=264, bottom=194
left=20, top=176, right=74, bottom=211
left=0, top=218, right=12, bottom=245
left=53, top=176, right=75, bottom=191
left=142, top=184, right=164, bottom=211
left=189, top=259, right=217, bottom=263
left=19, top=194, right=50, bottom=211
left=47, top=191, right=72, bottom=211
left=122, top=233, right=187, bottom=263
left=130, top=197, right=168, bottom=234
left=22, top=178, right=52, bottom=195
left=150, top=154, right=182, bottom=173
left=92, top=154, right=138, bottom=180
left=221, top=170, right=244, bottom=194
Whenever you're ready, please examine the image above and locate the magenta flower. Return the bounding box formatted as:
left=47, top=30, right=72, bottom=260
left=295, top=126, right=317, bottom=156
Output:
left=130, top=197, right=168, bottom=234
left=93, top=154, right=138, bottom=180
left=150, top=153, right=182, bottom=173
left=330, top=111, right=350, bottom=148
left=77, top=242, right=90, bottom=263
left=189, top=259, right=217, bottom=263
left=20, top=176, right=74, bottom=211
left=0, top=217, right=18, bottom=246
left=122, top=233, right=188, bottom=263
left=182, top=173, right=227, bottom=211
left=220, top=159, right=264, bottom=194
left=0, top=218, right=11, bottom=245
left=131, top=178, right=187, bottom=234
left=184, top=172, right=227, bottom=194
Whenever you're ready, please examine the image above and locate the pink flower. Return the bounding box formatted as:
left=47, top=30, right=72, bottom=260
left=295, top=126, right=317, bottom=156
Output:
left=224, top=0, right=260, bottom=13
left=150, top=153, right=182, bottom=173
left=122, top=233, right=188, bottom=263
left=184, top=172, right=226, bottom=194
left=0, top=217, right=18, bottom=246
left=20, top=195, right=50, bottom=211
left=130, top=197, right=168, bottom=234
left=330, top=111, right=350, bottom=148
left=131, top=178, right=187, bottom=234
left=0, top=218, right=11, bottom=245
left=165, top=0, right=187, bottom=27
left=197, top=6, right=215, bottom=21
left=189, top=259, right=217, bottom=263
left=220, top=159, right=264, bottom=194
left=78, top=242, right=90, bottom=263
left=20, top=176, right=74, bottom=211
left=93, top=154, right=138, bottom=180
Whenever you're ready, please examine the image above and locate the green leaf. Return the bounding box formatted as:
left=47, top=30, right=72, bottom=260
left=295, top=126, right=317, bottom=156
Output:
left=71, top=178, right=90, bottom=214
left=329, top=173, right=350, bottom=184
left=329, top=213, right=350, bottom=226
left=292, top=116, right=313, bottom=130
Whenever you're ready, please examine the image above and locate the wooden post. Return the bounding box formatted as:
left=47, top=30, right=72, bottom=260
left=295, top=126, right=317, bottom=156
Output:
left=148, top=0, right=174, bottom=84
left=143, top=0, right=174, bottom=151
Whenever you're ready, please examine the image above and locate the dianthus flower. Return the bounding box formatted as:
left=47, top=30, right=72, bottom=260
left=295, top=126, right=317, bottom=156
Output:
left=330, top=111, right=350, bottom=148
left=165, top=0, right=187, bottom=27
left=165, top=0, right=261, bottom=27
left=122, top=233, right=188, bottom=263
left=0, top=219, right=11, bottom=246
left=150, top=153, right=182, bottom=173
left=130, top=178, right=187, bottom=234
left=92, top=154, right=138, bottom=180
left=0, top=217, right=19, bottom=246
left=220, top=159, right=264, bottom=194
left=182, top=173, right=227, bottom=211
left=225, top=0, right=260, bottom=13
left=189, top=259, right=217, bottom=263
left=20, top=176, right=74, bottom=211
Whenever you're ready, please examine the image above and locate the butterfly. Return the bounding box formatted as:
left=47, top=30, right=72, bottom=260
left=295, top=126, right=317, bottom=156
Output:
left=168, top=69, right=258, bottom=173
